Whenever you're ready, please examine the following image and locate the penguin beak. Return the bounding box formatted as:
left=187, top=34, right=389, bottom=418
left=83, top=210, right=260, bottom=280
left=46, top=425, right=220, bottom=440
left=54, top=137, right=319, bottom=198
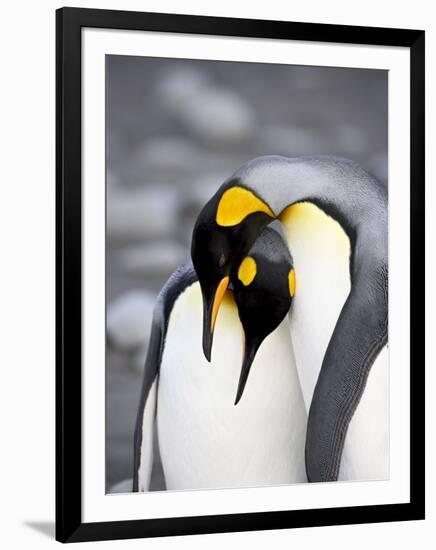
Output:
left=202, top=276, right=230, bottom=361
left=234, top=335, right=261, bottom=405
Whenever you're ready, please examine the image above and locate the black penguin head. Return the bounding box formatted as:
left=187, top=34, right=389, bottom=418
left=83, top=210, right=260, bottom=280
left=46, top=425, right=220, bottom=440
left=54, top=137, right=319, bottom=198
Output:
left=231, top=228, right=296, bottom=405
left=191, top=187, right=271, bottom=361
left=191, top=183, right=275, bottom=361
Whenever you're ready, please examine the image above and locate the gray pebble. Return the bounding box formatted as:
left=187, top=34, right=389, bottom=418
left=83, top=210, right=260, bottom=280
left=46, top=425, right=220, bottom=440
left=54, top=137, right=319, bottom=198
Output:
left=158, top=66, right=209, bottom=110
left=119, top=241, right=188, bottom=278
left=132, top=137, right=202, bottom=178
left=107, top=290, right=156, bottom=351
left=261, top=125, right=326, bottom=156
left=336, top=124, right=367, bottom=155
left=183, top=172, right=227, bottom=211
left=181, top=87, right=255, bottom=144
left=107, top=187, right=179, bottom=242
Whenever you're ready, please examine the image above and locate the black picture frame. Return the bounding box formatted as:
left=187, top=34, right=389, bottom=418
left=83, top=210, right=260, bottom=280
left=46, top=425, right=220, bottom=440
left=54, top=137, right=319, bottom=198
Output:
left=56, top=7, right=425, bottom=543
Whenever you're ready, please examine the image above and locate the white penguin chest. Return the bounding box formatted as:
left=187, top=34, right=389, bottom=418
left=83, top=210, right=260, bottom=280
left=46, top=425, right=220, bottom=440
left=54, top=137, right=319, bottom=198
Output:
left=157, top=283, right=307, bottom=490
left=281, top=202, right=352, bottom=410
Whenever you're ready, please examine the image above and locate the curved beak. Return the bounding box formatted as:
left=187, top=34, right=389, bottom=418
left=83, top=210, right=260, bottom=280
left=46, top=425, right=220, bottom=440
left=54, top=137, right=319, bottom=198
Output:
left=201, top=276, right=230, bottom=361
left=234, top=335, right=261, bottom=405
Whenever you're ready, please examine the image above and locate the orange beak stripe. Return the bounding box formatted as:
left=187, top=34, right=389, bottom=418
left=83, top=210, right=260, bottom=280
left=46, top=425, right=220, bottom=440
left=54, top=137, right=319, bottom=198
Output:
left=210, top=276, right=230, bottom=333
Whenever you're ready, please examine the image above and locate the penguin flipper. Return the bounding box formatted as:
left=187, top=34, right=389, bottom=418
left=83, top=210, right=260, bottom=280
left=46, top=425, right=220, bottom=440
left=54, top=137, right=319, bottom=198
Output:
left=305, top=263, right=388, bottom=482
left=132, top=312, right=162, bottom=492
left=133, top=262, right=198, bottom=491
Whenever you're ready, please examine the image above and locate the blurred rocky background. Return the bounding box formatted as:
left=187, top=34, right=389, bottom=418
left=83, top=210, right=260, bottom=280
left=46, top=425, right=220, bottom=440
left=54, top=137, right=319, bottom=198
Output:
left=106, top=55, right=388, bottom=493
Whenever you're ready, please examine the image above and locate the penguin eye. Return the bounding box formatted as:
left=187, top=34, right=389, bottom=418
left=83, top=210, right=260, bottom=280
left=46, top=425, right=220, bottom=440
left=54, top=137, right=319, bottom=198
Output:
left=218, top=254, right=226, bottom=268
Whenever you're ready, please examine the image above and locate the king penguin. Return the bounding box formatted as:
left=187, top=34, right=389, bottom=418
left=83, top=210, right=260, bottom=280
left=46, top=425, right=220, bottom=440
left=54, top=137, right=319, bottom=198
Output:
left=133, top=228, right=307, bottom=492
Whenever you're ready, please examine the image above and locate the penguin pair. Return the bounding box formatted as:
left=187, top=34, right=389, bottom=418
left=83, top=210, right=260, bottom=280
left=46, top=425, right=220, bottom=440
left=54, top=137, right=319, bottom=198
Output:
left=133, top=228, right=307, bottom=491
left=135, top=154, right=388, bottom=486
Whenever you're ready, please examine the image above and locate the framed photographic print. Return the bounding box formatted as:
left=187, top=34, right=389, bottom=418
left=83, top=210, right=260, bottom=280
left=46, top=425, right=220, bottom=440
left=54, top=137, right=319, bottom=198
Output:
left=56, top=7, right=425, bottom=543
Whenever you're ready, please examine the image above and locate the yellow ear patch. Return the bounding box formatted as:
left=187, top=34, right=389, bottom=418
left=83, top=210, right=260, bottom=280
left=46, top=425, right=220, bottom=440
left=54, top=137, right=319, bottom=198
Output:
left=238, top=256, right=257, bottom=286
left=216, top=186, right=275, bottom=227
left=288, top=269, right=296, bottom=297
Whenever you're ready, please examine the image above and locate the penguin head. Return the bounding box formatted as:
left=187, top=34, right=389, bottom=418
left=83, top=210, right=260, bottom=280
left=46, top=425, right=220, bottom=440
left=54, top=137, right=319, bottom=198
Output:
left=191, top=184, right=275, bottom=361
left=231, top=227, right=296, bottom=405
